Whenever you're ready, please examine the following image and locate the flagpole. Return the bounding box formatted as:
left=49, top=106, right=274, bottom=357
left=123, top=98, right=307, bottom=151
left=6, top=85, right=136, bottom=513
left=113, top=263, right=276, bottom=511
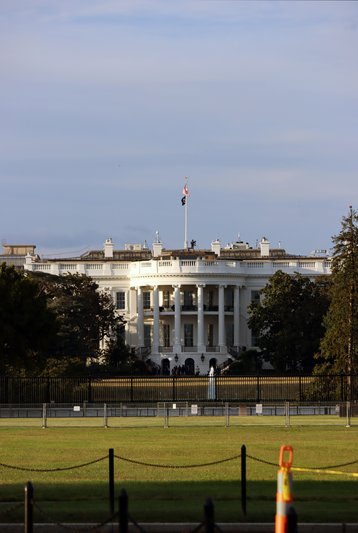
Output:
left=184, top=197, right=188, bottom=249
left=184, top=177, right=188, bottom=249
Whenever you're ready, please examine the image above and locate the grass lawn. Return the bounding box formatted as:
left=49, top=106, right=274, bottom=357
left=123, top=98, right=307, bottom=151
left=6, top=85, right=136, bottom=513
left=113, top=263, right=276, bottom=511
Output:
left=0, top=418, right=357, bottom=524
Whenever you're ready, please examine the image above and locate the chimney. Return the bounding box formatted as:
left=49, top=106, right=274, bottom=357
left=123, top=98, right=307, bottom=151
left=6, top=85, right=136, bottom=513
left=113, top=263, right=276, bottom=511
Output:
left=25, top=253, right=34, bottom=265
left=211, top=239, right=221, bottom=256
left=260, top=237, right=270, bottom=257
left=104, top=238, right=114, bottom=258
left=152, top=241, right=163, bottom=257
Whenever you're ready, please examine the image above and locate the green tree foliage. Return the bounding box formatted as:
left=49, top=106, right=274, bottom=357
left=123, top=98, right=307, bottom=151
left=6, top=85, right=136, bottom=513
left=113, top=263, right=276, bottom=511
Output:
left=36, top=273, right=120, bottom=368
left=223, top=349, right=263, bottom=375
left=248, top=271, right=330, bottom=372
left=0, top=264, right=56, bottom=374
left=98, top=334, right=148, bottom=375
left=315, top=207, right=358, bottom=375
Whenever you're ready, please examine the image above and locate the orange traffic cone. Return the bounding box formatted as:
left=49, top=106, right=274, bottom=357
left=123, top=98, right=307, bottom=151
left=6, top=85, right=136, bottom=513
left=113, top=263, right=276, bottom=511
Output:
left=275, top=445, right=296, bottom=533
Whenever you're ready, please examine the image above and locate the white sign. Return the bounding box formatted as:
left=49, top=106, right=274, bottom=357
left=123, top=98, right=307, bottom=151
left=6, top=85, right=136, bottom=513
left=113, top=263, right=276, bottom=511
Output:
left=173, top=403, right=177, bottom=409
left=73, top=406, right=81, bottom=412
left=191, top=404, right=198, bottom=415
left=255, top=404, right=263, bottom=415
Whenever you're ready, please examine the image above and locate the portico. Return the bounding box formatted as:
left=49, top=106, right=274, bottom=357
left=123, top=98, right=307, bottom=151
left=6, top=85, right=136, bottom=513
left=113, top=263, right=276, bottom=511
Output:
left=132, top=282, right=243, bottom=372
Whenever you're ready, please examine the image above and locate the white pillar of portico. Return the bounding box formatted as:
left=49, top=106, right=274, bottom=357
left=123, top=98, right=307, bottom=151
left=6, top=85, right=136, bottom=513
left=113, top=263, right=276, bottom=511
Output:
left=197, top=284, right=205, bottom=352
left=137, top=287, right=144, bottom=347
left=234, top=285, right=240, bottom=348
left=218, top=285, right=226, bottom=350
left=173, top=285, right=182, bottom=352
left=152, top=285, right=160, bottom=354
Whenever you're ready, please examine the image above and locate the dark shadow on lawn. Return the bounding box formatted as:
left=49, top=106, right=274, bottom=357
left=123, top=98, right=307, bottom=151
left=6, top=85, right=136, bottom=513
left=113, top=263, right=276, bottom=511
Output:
left=0, top=480, right=357, bottom=524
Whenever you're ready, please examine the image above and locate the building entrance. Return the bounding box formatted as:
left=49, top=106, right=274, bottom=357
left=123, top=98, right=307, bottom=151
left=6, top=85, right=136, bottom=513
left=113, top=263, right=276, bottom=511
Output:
left=185, top=358, right=195, bottom=375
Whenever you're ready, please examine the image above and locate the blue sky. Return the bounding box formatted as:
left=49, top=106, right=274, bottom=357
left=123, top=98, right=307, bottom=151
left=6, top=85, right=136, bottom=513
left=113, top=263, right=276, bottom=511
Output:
left=1, top=1, right=357, bottom=257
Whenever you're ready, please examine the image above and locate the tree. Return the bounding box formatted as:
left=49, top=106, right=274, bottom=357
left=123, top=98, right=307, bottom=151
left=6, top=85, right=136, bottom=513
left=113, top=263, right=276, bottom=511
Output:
left=0, top=264, right=57, bottom=374
left=34, top=273, right=122, bottom=371
left=248, top=271, right=330, bottom=372
left=222, top=349, right=263, bottom=375
left=315, top=206, right=358, bottom=379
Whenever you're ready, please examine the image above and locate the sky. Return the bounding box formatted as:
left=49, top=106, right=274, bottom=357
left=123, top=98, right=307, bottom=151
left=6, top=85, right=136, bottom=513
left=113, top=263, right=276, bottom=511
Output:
left=1, top=1, right=357, bottom=258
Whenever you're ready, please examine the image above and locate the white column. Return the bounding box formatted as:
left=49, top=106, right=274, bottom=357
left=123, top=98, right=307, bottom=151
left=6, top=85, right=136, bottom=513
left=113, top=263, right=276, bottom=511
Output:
left=173, top=285, right=181, bottom=352
left=137, top=287, right=144, bottom=347
left=234, top=285, right=240, bottom=348
left=153, top=286, right=159, bottom=354
left=218, top=285, right=226, bottom=350
left=197, top=284, right=205, bottom=352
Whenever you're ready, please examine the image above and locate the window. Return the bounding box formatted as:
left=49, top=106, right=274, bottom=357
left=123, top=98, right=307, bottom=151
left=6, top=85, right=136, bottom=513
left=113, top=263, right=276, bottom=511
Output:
left=208, top=291, right=214, bottom=307
left=251, top=290, right=261, bottom=304
left=184, top=324, right=194, bottom=347
left=116, top=291, right=125, bottom=310
left=143, top=291, right=151, bottom=309
left=226, top=322, right=234, bottom=346
left=163, top=290, right=170, bottom=308
left=183, top=290, right=195, bottom=310
left=144, top=324, right=152, bottom=347
left=184, top=291, right=194, bottom=306
left=163, top=324, right=170, bottom=347
left=207, top=324, right=214, bottom=347
left=225, top=288, right=234, bottom=311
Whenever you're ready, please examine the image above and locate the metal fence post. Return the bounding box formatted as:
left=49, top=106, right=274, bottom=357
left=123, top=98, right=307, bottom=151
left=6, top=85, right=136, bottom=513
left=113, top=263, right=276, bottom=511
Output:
left=104, top=403, right=108, bottom=428
left=42, top=403, right=47, bottom=429
left=204, top=498, right=215, bottom=533
left=24, top=481, right=33, bottom=533
left=109, top=448, right=115, bottom=515
left=163, top=402, right=169, bottom=429
left=256, top=375, right=260, bottom=403
left=285, top=401, right=290, bottom=428
left=118, top=488, right=128, bottom=533
left=225, top=402, right=230, bottom=427
left=241, top=444, right=247, bottom=515
left=346, top=401, right=351, bottom=428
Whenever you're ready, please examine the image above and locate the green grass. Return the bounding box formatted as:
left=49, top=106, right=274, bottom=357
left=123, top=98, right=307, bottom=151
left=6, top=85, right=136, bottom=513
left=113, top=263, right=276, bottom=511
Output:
left=0, top=420, right=357, bottom=524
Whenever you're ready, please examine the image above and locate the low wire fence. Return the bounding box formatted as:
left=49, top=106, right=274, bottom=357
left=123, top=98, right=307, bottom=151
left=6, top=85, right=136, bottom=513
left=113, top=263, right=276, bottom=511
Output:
left=0, top=401, right=356, bottom=428
left=0, top=374, right=357, bottom=404
left=1, top=446, right=357, bottom=531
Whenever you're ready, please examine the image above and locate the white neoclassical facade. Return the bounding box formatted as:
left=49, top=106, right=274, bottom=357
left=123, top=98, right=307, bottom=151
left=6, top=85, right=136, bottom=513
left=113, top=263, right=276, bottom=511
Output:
left=24, top=237, right=331, bottom=374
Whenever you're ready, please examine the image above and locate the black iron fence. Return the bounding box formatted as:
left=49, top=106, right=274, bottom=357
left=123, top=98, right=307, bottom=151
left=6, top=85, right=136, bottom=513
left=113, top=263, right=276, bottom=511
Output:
left=0, top=374, right=356, bottom=404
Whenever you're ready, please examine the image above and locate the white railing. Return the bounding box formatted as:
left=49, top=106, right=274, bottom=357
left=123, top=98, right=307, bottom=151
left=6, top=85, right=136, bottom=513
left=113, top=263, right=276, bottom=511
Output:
left=112, top=263, right=129, bottom=270
left=273, top=262, right=290, bottom=268
left=32, top=264, right=51, bottom=271
left=59, top=264, right=77, bottom=271
left=298, top=262, right=316, bottom=268
left=26, top=256, right=331, bottom=279
left=246, top=262, right=264, bottom=268
left=85, top=264, right=103, bottom=270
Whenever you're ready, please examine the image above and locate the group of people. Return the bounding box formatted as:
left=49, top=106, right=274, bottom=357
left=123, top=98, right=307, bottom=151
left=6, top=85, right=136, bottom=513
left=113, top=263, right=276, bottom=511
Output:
left=171, top=365, right=197, bottom=376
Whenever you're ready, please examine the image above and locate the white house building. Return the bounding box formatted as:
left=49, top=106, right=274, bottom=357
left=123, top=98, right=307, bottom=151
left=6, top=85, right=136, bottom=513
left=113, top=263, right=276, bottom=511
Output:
left=24, top=237, right=331, bottom=375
